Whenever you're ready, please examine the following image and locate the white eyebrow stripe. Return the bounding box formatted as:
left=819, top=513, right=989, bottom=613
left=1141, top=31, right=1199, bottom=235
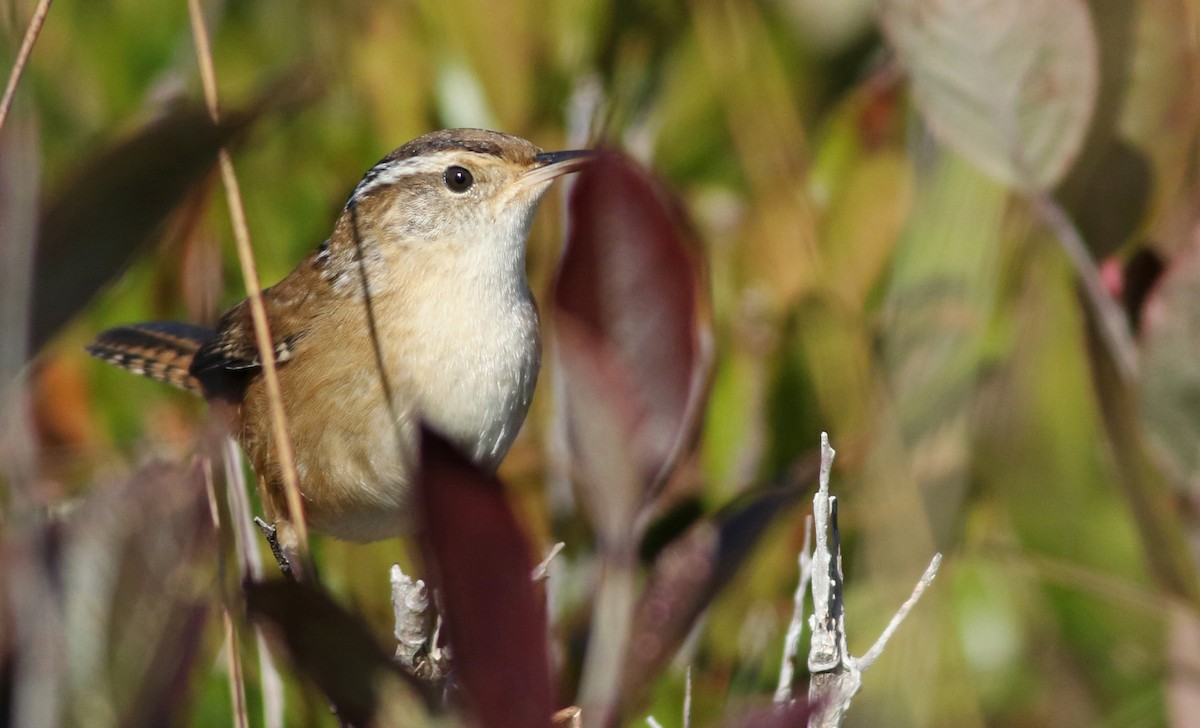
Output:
left=348, top=151, right=474, bottom=205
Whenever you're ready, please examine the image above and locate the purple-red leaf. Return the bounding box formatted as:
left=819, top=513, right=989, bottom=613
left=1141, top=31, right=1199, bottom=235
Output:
left=245, top=579, right=423, bottom=725
left=32, top=69, right=317, bottom=351
left=553, top=322, right=646, bottom=544
left=617, top=479, right=813, bottom=719
left=552, top=150, right=711, bottom=539
left=418, top=429, right=554, bottom=728
left=32, top=105, right=248, bottom=350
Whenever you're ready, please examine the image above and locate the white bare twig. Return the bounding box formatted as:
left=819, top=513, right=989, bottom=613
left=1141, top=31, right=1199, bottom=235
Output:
left=389, top=563, right=449, bottom=689
left=805, top=432, right=942, bottom=728
left=774, top=516, right=813, bottom=704
left=533, top=541, right=566, bottom=582
left=683, top=665, right=693, bottom=728
left=645, top=664, right=692, bottom=728
left=553, top=706, right=582, bottom=726
left=858, top=553, right=942, bottom=670
left=390, top=564, right=431, bottom=669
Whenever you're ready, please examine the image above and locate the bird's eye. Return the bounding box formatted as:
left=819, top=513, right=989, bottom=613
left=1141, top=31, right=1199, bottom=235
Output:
left=444, top=165, right=474, bottom=193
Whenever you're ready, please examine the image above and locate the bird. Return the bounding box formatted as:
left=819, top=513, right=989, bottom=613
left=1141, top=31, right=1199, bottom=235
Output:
left=88, top=128, right=592, bottom=543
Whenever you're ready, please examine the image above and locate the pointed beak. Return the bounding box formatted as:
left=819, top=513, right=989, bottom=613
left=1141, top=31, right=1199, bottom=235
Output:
left=534, top=149, right=595, bottom=167
left=521, top=149, right=595, bottom=187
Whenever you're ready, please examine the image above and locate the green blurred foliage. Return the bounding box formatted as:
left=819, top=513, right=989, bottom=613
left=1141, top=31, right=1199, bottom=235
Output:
left=7, top=0, right=1200, bottom=725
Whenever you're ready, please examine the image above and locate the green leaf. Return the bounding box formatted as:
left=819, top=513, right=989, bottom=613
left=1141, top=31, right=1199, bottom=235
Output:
left=881, top=0, right=1099, bottom=190
left=1140, top=237, right=1200, bottom=489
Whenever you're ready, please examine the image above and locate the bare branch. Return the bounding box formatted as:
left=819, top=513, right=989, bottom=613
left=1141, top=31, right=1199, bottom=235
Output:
left=389, top=564, right=448, bottom=689
left=806, top=432, right=941, bottom=727
left=390, top=564, right=431, bottom=669
left=533, top=542, right=566, bottom=582
left=1029, top=191, right=1138, bottom=383
left=684, top=665, right=693, bottom=728
left=858, top=553, right=942, bottom=671
left=774, top=516, right=813, bottom=704
left=806, top=434, right=859, bottom=727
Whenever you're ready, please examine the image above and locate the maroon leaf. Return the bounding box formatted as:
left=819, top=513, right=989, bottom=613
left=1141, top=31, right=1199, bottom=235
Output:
left=722, top=699, right=814, bottom=728
left=552, top=150, right=711, bottom=539
left=32, top=68, right=324, bottom=352
left=245, top=579, right=425, bottom=725
left=31, top=63, right=321, bottom=353
left=32, top=105, right=253, bottom=350
left=418, top=429, right=554, bottom=728
left=1110, top=247, right=1165, bottom=334
left=553, top=321, right=646, bottom=544
left=617, top=478, right=813, bottom=719
left=124, top=605, right=210, bottom=728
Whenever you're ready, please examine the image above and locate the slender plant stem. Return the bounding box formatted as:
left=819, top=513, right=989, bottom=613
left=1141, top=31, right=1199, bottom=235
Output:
left=0, top=0, right=52, bottom=133
left=186, top=0, right=310, bottom=556
left=222, top=610, right=251, bottom=728
left=188, top=6, right=297, bottom=724
left=201, top=456, right=250, bottom=728
left=1030, top=191, right=1139, bottom=384
left=858, top=553, right=942, bottom=670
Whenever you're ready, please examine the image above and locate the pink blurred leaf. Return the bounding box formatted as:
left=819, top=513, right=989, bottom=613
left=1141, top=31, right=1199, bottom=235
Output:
left=79, top=463, right=217, bottom=716
left=1167, top=605, right=1200, bottom=727
left=21, top=462, right=217, bottom=726
left=417, top=429, right=554, bottom=728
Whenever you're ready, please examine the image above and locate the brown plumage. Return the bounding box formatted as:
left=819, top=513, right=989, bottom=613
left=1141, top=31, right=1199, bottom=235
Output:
left=87, top=129, right=591, bottom=543
left=87, top=321, right=213, bottom=393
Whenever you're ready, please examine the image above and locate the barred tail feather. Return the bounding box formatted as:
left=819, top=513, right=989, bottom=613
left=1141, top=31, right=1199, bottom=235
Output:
left=86, top=322, right=216, bottom=394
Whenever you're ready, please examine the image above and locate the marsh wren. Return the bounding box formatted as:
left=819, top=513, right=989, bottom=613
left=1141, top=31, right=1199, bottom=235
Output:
left=88, top=129, right=591, bottom=542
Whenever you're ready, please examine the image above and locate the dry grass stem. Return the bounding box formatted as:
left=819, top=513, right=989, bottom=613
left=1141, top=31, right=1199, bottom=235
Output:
left=186, top=0, right=310, bottom=557
left=222, top=610, right=251, bottom=728
left=0, top=0, right=53, bottom=133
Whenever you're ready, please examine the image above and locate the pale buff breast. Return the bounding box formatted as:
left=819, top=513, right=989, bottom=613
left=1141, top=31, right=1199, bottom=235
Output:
left=241, top=263, right=540, bottom=542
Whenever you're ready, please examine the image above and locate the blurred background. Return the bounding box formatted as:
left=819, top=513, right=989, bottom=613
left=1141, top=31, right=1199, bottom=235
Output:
left=3, top=0, right=1200, bottom=726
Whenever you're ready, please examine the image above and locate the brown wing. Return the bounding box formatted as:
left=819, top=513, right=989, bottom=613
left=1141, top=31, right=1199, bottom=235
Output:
left=190, top=271, right=318, bottom=400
